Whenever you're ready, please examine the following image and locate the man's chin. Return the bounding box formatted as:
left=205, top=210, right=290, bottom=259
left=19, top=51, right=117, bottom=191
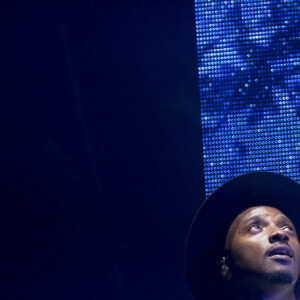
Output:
left=234, top=265, right=295, bottom=286
left=262, top=270, right=294, bottom=285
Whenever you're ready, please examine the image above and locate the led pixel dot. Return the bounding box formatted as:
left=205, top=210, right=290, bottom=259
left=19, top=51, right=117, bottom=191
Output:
left=195, top=0, right=300, bottom=195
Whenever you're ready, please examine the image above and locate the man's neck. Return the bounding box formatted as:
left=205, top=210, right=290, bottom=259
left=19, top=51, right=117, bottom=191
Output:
left=234, top=290, right=296, bottom=300
left=231, top=278, right=296, bottom=300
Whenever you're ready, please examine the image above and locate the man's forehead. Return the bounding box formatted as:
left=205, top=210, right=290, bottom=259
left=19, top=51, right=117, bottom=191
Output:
left=235, top=206, right=290, bottom=223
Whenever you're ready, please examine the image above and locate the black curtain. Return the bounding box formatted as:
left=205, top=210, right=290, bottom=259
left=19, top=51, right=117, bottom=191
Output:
left=1, top=1, right=204, bottom=299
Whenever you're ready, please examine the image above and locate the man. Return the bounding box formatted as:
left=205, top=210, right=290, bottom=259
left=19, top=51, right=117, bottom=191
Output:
left=186, top=172, right=300, bottom=299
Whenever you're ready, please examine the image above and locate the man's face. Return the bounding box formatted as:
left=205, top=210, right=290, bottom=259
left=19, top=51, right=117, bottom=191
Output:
left=225, top=206, right=300, bottom=285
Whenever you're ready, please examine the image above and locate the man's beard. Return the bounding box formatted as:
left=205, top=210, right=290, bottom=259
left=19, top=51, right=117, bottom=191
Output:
left=261, top=270, right=294, bottom=285
left=231, top=262, right=294, bottom=286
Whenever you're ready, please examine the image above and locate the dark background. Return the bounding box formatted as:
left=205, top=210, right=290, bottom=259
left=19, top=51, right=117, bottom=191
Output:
left=1, top=1, right=204, bottom=299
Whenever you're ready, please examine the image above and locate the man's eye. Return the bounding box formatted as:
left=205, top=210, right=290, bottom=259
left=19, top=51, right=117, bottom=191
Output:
left=248, top=224, right=261, bottom=231
left=282, top=226, right=293, bottom=232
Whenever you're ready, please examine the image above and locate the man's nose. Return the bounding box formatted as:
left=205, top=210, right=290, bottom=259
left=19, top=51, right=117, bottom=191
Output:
left=269, top=229, right=289, bottom=243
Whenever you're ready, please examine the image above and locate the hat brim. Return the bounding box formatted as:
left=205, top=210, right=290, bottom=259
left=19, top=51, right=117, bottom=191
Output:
left=186, top=172, right=300, bottom=300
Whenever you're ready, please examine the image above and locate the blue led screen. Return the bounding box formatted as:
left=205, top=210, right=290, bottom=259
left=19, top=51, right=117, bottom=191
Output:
left=195, top=0, right=300, bottom=195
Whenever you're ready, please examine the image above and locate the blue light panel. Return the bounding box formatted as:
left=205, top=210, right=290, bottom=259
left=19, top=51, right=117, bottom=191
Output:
left=195, top=0, right=300, bottom=195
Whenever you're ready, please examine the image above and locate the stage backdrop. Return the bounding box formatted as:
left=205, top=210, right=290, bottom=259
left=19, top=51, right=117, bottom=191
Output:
left=195, top=0, right=300, bottom=195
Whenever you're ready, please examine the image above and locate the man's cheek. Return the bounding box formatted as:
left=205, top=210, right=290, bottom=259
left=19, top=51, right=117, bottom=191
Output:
left=296, top=248, right=300, bottom=270
left=234, top=246, right=252, bottom=262
left=233, top=246, right=256, bottom=265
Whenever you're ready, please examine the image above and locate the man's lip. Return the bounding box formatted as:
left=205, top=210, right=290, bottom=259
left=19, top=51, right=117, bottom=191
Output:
left=268, top=246, right=294, bottom=258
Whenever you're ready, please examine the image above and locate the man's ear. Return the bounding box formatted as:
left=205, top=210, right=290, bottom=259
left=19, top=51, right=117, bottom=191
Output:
left=220, top=256, right=232, bottom=281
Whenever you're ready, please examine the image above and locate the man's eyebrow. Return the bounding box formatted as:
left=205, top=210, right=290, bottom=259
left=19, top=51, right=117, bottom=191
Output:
left=244, top=215, right=263, bottom=223
left=244, top=215, right=295, bottom=226
left=277, top=215, right=294, bottom=225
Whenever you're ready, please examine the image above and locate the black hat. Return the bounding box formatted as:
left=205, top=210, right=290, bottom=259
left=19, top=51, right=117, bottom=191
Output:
left=186, top=171, right=300, bottom=300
